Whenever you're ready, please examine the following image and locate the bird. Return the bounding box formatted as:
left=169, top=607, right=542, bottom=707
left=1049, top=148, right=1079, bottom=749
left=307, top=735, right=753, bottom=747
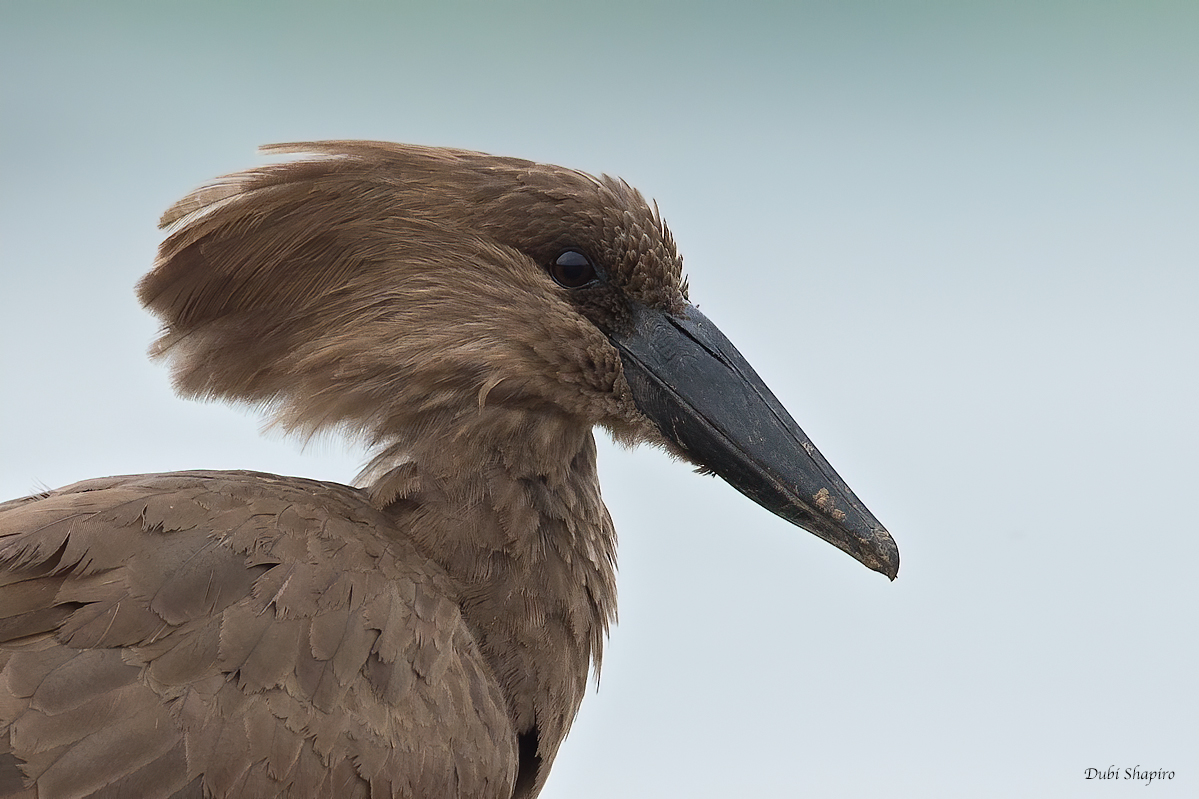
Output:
left=0, top=141, right=899, bottom=799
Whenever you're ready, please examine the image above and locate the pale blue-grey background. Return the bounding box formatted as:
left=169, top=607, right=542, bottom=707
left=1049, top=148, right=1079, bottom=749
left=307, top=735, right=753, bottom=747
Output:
left=2, top=2, right=1196, bottom=797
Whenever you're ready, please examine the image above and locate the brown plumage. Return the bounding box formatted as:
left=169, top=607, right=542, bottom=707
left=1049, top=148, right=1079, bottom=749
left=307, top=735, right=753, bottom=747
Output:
left=0, top=142, right=897, bottom=798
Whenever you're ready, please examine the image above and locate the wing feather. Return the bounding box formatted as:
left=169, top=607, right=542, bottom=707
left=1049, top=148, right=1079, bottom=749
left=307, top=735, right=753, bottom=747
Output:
left=0, top=471, right=516, bottom=798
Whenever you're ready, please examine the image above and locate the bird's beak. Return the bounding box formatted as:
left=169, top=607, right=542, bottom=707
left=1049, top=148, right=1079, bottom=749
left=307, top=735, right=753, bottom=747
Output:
left=610, top=303, right=899, bottom=579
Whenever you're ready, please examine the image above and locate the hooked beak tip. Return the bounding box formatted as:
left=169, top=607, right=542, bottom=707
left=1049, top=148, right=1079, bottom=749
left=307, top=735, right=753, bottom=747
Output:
left=868, top=528, right=900, bottom=581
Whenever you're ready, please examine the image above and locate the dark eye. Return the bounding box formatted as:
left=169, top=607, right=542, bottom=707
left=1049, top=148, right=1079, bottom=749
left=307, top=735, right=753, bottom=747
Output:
left=549, top=250, right=597, bottom=289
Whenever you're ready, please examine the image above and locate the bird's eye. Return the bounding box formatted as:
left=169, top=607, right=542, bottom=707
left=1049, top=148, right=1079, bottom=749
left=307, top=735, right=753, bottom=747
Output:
left=549, top=250, right=598, bottom=289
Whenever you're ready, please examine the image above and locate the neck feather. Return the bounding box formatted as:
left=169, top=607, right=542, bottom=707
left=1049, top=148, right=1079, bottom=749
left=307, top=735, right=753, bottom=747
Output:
left=365, top=407, right=618, bottom=778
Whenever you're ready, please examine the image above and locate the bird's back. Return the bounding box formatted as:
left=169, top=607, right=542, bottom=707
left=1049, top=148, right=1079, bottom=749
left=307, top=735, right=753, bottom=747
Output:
left=0, top=470, right=517, bottom=799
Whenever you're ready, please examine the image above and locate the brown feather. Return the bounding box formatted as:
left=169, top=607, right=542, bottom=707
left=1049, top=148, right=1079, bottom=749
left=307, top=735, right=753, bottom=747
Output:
left=3, top=473, right=526, bottom=797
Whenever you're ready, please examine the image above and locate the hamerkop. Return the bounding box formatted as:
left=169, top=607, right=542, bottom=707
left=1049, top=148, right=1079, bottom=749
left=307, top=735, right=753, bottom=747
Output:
left=0, top=142, right=898, bottom=798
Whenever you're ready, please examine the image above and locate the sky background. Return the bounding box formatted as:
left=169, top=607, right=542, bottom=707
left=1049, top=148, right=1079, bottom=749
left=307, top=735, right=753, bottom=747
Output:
left=2, top=1, right=1196, bottom=796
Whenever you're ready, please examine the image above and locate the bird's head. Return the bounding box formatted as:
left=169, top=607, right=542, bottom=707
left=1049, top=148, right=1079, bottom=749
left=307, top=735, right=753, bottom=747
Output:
left=140, top=141, right=898, bottom=578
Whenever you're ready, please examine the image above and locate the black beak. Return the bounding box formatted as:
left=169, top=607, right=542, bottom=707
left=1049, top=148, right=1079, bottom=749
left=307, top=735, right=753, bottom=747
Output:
left=610, top=303, right=899, bottom=579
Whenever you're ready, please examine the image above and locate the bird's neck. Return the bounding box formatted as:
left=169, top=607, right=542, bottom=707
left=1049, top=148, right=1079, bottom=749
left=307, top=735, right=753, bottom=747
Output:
left=368, top=407, right=617, bottom=777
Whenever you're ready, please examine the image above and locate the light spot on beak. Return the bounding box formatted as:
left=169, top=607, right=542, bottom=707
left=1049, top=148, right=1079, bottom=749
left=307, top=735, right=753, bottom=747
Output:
left=813, top=487, right=847, bottom=521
